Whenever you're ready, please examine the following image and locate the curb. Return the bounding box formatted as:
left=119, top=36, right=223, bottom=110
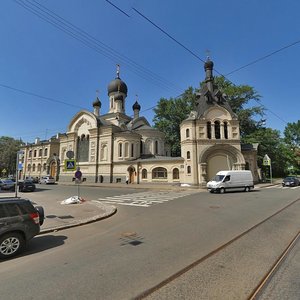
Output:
left=39, top=203, right=117, bottom=234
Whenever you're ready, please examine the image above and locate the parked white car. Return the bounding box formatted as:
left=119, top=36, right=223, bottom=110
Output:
left=39, top=176, right=55, bottom=184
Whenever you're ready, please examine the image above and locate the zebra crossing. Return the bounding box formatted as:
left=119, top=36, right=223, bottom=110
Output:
left=264, top=184, right=300, bottom=190
left=96, top=190, right=196, bottom=207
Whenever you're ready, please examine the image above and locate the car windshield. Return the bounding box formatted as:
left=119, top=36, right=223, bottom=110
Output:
left=212, top=175, right=225, bottom=182
left=284, top=177, right=294, bottom=181
left=3, top=180, right=14, bottom=184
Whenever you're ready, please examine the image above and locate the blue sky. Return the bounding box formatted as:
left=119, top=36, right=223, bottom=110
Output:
left=1, top=0, right=300, bottom=142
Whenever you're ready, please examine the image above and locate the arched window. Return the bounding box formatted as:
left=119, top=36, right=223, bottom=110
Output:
left=32, top=164, right=36, bottom=172
left=214, top=121, right=221, bottom=139
left=37, top=164, right=41, bottom=172
left=187, top=166, right=191, bottom=174
left=131, top=144, right=134, bottom=157
left=39, top=149, right=42, bottom=157
left=186, top=128, right=190, bottom=138
left=34, top=150, right=37, bottom=157
left=77, top=134, right=89, bottom=162
left=155, top=141, right=158, bottom=154
left=29, top=150, right=32, bottom=158
left=207, top=122, right=211, bottom=139
left=224, top=122, right=228, bottom=139
left=44, top=148, right=48, bottom=156
left=187, top=151, right=191, bottom=159
left=43, top=163, right=47, bottom=171
left=118, top=143, right=123, bottom=157
left=142, top=169, right=147, bottom=179
left=173, top=168, right=179, bottom=180
left=28, top=164, right=31, bottom=172
left=152, top=167, right=167, bottom=179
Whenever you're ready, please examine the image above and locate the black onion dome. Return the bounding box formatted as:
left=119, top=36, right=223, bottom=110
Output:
left=204, top=59, right=214, bottom=70
left=93, top=97, right=101, bottom=107
left=107, top=77, right=128, bottom=96
left=132, top=101, right=141, bottom=111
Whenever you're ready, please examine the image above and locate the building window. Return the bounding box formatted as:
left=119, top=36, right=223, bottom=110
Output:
left=142, top=169, right=147, bottom=179
left=29, top=150, right=32, bottom=158
left=152, top=167, right=167, bottom=179
left=131, top=143, right=134, bottom=157
left=34, top=150, right=37, bottom=157
left=43, top=163, right=47, bottom=171
left=186, top=128, right=190, bottom=138
left=207, top=122, right=211, bottom=139
left=187, top=166, right=191, bottom=174
left=173, top=168, right=179, bottom=180
left=44, top=148, right=48, bottom=156
left=215, top=121, right=221, bottom=139
left=27, top=164, right=31, bottom=172
left=32, top=164, right=36, bottom=172
left=37, top=164, right=41, bottom=172
left=39, top=149, right=42, bottom=157
left=187, top=151, right=191, bottom=159
left=118, top=143, right=123, bottom=157
left=140, top=141, right=144, bottom=154
left=224, top=122, right=228, bottom=139
left=77, top=134, right=89, bottom=162
left=155, top=141, right=158, bottom=154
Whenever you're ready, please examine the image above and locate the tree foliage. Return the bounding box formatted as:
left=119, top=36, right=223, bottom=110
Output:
left=153, top=87, right=196, bottom=156
left=0, top=136, right=22, bottom=176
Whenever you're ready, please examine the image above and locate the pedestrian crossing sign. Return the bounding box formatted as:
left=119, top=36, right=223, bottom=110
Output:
left=65, top=159, right=76, bottom=171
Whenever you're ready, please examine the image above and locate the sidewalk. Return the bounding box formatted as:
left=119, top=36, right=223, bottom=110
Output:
left=0, top=180, right=281, bottom=234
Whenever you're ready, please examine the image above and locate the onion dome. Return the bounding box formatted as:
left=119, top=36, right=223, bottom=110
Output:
left=132, top=100, right=141, bottom=111
left=107, top=64, right=128, bottom=96
left=92, top=97, right=101, bottom=107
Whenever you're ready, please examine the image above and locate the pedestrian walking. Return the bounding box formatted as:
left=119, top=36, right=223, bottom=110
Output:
left=126, top=175, right=129, bottom=184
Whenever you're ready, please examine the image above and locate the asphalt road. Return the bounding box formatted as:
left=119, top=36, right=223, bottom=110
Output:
left=0, top=184, right=300, bottom=300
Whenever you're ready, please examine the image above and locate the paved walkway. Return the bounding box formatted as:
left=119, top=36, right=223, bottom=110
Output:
left=0, top=180, right=281, bottom=234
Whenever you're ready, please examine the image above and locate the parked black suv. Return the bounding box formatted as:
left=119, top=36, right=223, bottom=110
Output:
left=0, top=198, right=44, bottom=259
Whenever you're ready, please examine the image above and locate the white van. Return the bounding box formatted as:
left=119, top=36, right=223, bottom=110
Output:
left=207, top=170, right=254, bottom=193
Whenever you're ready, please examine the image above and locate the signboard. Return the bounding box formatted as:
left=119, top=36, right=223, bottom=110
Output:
left=64, top=159, right=76, bottom=171
left=263, top=154, right=271, bottom=166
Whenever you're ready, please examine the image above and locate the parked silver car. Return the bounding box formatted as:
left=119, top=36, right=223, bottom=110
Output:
left=39, top=176, right=55, bottom=184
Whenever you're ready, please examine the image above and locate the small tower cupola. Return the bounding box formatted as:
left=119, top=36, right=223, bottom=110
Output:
left=204, top=58, right=214, bottom=92
left=132, top=96, right=141, bottom=119
left=93, top=94, right=101, bottom=116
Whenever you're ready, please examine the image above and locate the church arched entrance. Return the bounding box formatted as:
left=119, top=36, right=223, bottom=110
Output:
left=50, top=161, right=57, bottom=178
left=127, top=166, right=135, bottom=184
left=207, top=154, right=234, bottom=181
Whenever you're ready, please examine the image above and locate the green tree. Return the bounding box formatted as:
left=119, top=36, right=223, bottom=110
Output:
left=283, top=120, right=300, bottom=173
left=0, top=136, right=23, bottom=176
left=153, top=87, right=197, bottom=156
left=243, top=128, right=287, bottom=177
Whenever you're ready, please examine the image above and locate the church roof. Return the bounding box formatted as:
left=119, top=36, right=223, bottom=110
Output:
left=194, top=60, right=237, bottom=119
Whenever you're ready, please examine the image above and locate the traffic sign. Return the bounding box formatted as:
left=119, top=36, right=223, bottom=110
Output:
left=263, top=154, right=271, bottom=166
left=65, top=159, right=76, bottom=171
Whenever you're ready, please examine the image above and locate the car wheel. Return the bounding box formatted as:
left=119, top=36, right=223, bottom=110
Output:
left=0, top=233, right=25, bottom=259
left=35, top=206, right=44, bottom=226
left=245, top=186, right=250, bottom=192
left=219, top=188, right=225, bottom=194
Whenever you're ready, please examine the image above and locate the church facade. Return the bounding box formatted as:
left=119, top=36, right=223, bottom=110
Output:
left=20, top=62, right=259, bottom=187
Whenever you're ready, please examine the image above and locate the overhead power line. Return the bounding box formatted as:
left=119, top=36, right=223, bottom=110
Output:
left=13, top=0, right=181, bottom=94
left=131, top=6, right=288, bottom=125
left=105, top=0, right=130, bottom=18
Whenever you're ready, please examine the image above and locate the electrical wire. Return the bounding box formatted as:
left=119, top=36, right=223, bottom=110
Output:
left=13, top=0, right=182, bottom=93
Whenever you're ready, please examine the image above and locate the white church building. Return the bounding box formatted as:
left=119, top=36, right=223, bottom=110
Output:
left=21, top=61, right=259, bottom=187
